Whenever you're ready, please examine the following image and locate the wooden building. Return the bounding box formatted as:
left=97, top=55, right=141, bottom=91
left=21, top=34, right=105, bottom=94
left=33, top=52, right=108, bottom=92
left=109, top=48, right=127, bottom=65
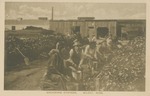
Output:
left=49, top=19, right=145, bottom=39
left=116, top=20, right=146, bottom=39
left=49, top=20, right=117, bottom=39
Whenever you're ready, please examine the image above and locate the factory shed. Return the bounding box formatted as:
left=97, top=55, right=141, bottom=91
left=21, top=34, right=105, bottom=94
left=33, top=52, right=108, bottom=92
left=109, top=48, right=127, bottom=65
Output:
left=49, top=18, right=145, bottom=39
left=49, top=19, right=117, bottom=39
left=116, top=20, right=146, bottom=39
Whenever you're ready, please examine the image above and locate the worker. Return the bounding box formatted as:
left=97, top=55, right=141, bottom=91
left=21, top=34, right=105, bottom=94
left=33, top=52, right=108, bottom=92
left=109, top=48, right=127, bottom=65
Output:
left=92, top=34, right=97, bottom=42
left=45, top=41, right=67, bottom=90
left=83, top=41, right=98, bottom=74
left=64, top=41, right=83, bottom=81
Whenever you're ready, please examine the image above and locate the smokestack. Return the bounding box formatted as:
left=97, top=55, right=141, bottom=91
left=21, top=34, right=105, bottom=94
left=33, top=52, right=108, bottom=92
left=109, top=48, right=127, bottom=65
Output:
left=51, top=7, right=53, bottom=20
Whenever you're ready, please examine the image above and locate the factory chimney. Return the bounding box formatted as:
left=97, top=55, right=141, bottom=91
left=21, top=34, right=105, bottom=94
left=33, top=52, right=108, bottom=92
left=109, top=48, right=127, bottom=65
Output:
left=51, top=7, right=53, bottom=20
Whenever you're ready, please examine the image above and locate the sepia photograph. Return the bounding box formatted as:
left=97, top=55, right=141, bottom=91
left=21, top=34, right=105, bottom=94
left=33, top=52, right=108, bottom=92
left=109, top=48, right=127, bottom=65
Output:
left=4, top=1, right=146, bottom=92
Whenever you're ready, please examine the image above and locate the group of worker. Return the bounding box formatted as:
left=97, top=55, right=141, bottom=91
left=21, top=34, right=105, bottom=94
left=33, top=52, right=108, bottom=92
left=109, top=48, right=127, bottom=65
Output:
left=43, top=34, right=116, bottom=90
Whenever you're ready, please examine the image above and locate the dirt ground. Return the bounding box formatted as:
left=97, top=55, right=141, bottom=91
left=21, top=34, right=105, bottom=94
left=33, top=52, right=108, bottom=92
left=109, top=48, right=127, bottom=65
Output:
left=4, top=59, right=48, bottom=90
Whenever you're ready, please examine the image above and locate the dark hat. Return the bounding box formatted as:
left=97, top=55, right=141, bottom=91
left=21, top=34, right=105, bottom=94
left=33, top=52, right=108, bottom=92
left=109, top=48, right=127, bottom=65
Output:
left=89, top=41, right=96, bottom=46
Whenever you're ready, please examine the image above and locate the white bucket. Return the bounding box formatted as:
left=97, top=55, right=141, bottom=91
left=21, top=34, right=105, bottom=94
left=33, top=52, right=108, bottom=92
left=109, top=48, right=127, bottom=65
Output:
left=72, top=70, right=82, bottom=81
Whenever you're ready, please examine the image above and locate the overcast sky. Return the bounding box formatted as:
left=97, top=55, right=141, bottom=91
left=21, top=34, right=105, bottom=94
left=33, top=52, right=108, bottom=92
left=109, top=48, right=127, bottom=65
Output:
left=5, top=2, right=146, bottom=20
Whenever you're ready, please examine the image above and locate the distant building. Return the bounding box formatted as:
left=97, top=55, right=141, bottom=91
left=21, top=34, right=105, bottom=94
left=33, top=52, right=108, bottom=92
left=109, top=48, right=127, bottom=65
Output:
left=5, top=17, right=146, bottom=39
left=49, top=18, right=146, bottom=39
left=78, top=17, right=95, bottom=20
left=5, top=19, right=49, bottom=30
left=38, top=17, right=48, bottom=20
left=17, top=18, right=23, bottom=21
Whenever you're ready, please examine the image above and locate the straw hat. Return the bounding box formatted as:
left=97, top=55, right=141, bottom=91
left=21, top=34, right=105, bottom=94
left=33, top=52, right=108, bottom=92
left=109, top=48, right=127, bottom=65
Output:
left=73, top=39, right=79, bottom=43
left=73, top=42, right=81, bottom=47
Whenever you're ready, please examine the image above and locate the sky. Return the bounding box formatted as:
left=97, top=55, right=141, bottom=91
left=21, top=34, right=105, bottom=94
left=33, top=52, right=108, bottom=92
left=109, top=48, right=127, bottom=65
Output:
left=5, top=2, right=146, bottom=20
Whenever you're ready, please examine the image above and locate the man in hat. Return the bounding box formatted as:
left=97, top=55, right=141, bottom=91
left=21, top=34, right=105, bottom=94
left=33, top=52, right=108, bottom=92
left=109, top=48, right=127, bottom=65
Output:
left=64, top=41, right=83, bottom=81
left=92, top=34, right=97, bottom=42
